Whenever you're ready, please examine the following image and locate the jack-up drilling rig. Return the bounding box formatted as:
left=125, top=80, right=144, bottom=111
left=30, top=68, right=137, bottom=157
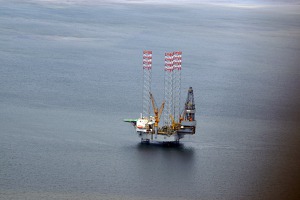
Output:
left=124, top=51, right=196, bottom=143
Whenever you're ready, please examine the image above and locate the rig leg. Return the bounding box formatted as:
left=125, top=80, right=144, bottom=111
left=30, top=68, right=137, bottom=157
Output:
left=141, top=138, right=150, bottom=144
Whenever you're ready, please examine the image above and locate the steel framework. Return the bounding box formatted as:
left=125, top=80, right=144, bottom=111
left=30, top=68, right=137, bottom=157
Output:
left=142, top=50, right=152, bottom=118
left=163, top=51, right=182, bottom=126
left=164, top=52, right=174, bottom=127
left=173, top=51, right=182, bottom=122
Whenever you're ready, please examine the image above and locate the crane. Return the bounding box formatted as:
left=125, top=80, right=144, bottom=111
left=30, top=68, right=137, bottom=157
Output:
left=170, top=114, right=181, bottom=131
left=149, top=92, right=165, bottom=136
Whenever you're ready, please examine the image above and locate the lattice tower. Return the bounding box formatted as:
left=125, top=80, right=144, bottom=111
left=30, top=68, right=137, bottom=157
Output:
left=164, top=52, right=174, bottom=126
left=173, top=51, right=182, bottom=122
left=142, top=50, right=152, bottom=118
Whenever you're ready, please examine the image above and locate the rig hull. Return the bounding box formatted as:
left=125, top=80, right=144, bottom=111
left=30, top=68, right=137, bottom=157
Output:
left=133, top=116, right=195, bottom=143
left=124, top=87, right=196, bottom=144
left=137, top=130, right=181, bottom=143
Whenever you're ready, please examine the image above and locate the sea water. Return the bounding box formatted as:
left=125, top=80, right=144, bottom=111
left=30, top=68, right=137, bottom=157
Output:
left=0, top=1, right=300, bottom=199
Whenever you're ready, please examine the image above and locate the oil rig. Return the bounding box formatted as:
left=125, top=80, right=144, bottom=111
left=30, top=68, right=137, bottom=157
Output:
left=124, top=50, right=196, bottom=143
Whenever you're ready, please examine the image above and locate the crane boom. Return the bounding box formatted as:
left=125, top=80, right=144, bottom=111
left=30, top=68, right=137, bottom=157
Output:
left=149, top=92, right=157, bottom=115
left=149, top=92, right=165, bottom=127
left=158, top=101, right=165, bottom=120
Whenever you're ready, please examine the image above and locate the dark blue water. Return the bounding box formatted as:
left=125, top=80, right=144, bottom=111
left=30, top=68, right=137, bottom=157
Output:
left=1, top=1, right=300, bottom=199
